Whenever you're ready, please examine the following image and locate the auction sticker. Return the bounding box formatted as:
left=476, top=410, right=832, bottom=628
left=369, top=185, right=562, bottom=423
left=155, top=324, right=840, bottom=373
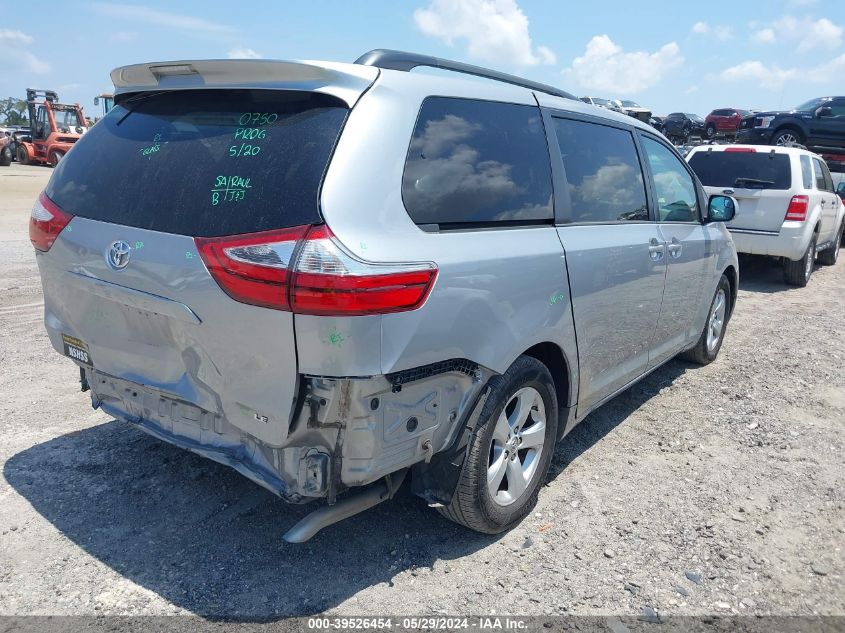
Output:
left=62, top=334, right=93, bottom=366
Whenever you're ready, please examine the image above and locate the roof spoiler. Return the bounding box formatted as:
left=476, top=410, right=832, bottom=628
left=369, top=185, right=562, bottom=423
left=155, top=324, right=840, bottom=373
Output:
left=110, top=59, right=379, bottom=107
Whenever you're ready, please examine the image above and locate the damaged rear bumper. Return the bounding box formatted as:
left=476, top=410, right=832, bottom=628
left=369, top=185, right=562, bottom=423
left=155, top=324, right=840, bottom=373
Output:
left=84, top=360, right=491, bottom=504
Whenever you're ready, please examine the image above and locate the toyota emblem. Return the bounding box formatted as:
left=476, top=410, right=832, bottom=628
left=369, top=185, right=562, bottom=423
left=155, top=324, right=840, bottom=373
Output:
left=106, top=240, right=132, bottom=270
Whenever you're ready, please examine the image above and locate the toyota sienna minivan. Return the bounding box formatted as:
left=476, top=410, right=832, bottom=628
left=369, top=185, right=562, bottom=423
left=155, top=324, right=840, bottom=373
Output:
left=31, top=50, right=739, bottom=541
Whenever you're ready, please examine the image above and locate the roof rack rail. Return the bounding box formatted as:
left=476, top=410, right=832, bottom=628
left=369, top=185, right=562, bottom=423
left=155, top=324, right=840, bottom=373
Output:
left=354, top=49, right=576, bottom=101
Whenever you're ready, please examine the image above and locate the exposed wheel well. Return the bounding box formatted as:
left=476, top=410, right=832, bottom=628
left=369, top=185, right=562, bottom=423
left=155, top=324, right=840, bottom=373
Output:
left=522, top=342, right=570, bottom=412
left=722, top=265, right=737, bottom=316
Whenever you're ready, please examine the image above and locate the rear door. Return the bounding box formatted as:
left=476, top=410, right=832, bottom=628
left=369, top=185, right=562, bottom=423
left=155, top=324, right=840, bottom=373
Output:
left=548, top=113, right=666, bottom=414
left=687, top=148, right=793, bottom=234
left=813, top=157, right=838, bottom=238
left=639, top=135, right=714, bottom=366
left=37, top=88, right=352, bottom=445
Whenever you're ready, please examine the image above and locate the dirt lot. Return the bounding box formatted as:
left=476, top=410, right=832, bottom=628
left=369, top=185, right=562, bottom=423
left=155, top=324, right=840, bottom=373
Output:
left=0, top=161, right=843, bottom=619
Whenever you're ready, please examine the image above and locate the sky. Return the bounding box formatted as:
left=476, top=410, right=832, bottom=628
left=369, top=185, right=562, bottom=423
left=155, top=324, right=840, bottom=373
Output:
left=0, top=0, right=843, bottom=118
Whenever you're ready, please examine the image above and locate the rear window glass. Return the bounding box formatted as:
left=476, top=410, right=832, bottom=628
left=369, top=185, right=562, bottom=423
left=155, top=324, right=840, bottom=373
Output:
left=402, top=97, right=553, bottom=226
left=46, top=89, right=348, bottom=237
left=688, top=151, right=791, bottom=190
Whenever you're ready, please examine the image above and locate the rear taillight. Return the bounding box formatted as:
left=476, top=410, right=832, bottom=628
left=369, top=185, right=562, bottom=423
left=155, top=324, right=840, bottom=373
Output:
left=30, top=192, right=74, bottom=252
left=784, top=195, right=809, bottom=222
left=195, top=226, right=308, bottom=310
left=196, top=225, right=438, bottom=315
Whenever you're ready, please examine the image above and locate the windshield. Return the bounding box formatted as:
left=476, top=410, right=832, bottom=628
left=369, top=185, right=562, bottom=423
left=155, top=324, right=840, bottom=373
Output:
left=793, top=98, right=828, bottom=111
left=52, top=106, right=85, bottom=131
left=621, top=100, right=640, bottom=107
left=685, top=113, right=703, bottom=122
left=688, top=151, right=792, bottom=190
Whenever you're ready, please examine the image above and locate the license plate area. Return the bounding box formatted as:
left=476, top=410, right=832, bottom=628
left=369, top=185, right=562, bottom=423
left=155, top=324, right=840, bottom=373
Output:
left=62, top=333, right=93, bottom=366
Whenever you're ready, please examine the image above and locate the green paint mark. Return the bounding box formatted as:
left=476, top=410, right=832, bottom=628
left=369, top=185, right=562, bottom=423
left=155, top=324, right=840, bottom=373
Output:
left=360, top=242, right=368, bottom=251
left=134, top=241, right=144, bottom=249
left=549, top=291, right=566, bottom=305
left=322, top=327, right=347, bottom=347
left=185, top=251, right=195, bottom=260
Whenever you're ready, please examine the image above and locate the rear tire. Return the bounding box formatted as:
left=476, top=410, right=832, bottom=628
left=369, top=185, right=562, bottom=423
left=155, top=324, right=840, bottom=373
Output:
left=0, top=146, right=11, bottom=167
left=783, top=235, right=816, bottom=286
left=817, top=224, right=842, bottom=266
left=16, top=146, right=29, bottom=165
left=437, top=355, right=558, bottom=534
left=680, top=275, right=731, bottom=365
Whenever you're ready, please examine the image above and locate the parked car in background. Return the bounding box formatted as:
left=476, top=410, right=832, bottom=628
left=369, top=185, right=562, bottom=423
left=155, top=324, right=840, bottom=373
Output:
left=619, top=100, right=651, bottom=123
left=736, top=96, right=845, bottom=152
left=662, top=113, right=706, bottom=143
left=31, top=50, right=739, bottom=542
left=579, top=96, right=624, bottom=114
left=705, top=108, right=751, bottom=139
left=687, top=145, right=844, bottom=286
left=649, top=116, right=665, bottom=133
left=0, top=132, right=11, bottom=166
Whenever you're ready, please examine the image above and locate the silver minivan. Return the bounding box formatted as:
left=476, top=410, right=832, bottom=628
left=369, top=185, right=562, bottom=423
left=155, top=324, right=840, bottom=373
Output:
left=31, top=50, right=739, bottom=541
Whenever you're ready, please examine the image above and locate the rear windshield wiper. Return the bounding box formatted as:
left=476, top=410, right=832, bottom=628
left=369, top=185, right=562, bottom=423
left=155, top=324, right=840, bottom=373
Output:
left=733, top=177, right=775, bottom=189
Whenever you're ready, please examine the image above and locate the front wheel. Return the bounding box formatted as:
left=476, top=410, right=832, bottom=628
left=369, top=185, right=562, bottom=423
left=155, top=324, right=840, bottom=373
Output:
left=705, top=123, right=717, bottom=139
left=783, top=235, right=816, bottom=286
left=437, top=355, right=558, bottom=534
left=773, top=128, right=803, bottom=146
left=16, top=146, right=29, bottom=165
left=680, top=275, right=731, bottom=365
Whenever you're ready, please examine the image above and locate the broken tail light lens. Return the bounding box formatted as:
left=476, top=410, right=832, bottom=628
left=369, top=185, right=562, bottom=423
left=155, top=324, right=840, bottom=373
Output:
left=30, top=192, right=74, bottom=252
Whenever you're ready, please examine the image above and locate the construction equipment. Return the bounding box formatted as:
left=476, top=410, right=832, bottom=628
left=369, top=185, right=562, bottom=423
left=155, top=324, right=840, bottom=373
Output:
left=94, top=93, right=114, bottom=118
left=16, top=89, right=87, bottom=167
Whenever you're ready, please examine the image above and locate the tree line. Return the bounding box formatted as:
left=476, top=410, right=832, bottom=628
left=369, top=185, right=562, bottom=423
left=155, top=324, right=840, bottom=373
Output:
left=1, top=98, right=29, bottom=125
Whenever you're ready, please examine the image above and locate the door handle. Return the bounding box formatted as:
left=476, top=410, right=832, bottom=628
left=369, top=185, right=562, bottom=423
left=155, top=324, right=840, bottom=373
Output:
left=667, top=238, right=683, bottom=259
left=648, top=238, right=665, bottom=261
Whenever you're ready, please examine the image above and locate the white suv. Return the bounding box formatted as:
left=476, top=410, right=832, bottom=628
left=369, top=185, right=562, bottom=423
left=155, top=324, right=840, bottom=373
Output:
left=688, top=145, right=844, bottom=286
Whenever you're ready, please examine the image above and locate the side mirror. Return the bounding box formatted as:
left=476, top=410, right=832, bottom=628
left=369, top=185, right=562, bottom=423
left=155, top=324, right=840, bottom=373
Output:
left=816, top=106, right=833, bottom=118
left=94, top=97, right=100, bottom=106
left=707, top=195, right=736, bottom=222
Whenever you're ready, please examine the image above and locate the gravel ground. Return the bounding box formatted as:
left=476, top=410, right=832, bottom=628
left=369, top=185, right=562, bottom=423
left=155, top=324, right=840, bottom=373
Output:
left=0, top=162, right=843, bottom=620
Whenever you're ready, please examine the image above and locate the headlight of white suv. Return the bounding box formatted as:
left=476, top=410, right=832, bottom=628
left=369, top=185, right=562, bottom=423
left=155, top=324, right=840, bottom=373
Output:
left=756, top=116, right=775, bottom=128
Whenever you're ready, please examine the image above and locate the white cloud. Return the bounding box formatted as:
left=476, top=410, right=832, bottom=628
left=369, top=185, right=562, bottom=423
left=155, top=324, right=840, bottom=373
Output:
left=91, top=2, right=234, bottom=34
left=751, top=15, right=842, bottom=51
left=718, top=54, right=845, bottom=89
left=683, top=85, right=699, bottom=95
left=110, top=31, right=138, bottom=43
left=227, top=47, right=262, bottom=59
left=413, top=0, right=555, bottom=67
left=0, top=30, right=49, bottom=74
left=0, top=29, right=34, bottom=43
left=562, top=35, right=683, bottom=95
left=691, top=21, right=732, bottom=40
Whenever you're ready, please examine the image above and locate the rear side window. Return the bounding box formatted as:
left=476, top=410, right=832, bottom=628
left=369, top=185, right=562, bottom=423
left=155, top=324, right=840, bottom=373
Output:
left=402, top=97, right=553, bottom=226
left=800, top=155, right=814, bottom=189
left=553, top=118, right=647, bottom=222
left=46, top=89, right=348, bottom=237
left=688, top=151, right=792, bottom=190
left=812, top=158, right=828, bottom=191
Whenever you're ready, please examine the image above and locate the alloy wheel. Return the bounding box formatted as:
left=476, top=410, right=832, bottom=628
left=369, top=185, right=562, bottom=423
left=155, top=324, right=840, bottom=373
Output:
left=487, top=387, right=546, bottom=507
left=706, top=289, right=726, bottom=352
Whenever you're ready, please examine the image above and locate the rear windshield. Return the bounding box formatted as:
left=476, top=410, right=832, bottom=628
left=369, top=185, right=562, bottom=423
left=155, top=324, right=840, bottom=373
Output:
left=46, top=89, right=348, bottom=237
left=688, top=151, right=792, bottom=190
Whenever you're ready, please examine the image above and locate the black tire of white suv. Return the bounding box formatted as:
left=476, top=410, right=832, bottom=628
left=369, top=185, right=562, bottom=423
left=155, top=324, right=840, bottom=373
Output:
left=817, top=223, right=842, bottom=266
left=438, top=355, right=558, bottom=534
left=783, top=235, right=816, bottom=287
left=680, top=274, right=731, bottom=366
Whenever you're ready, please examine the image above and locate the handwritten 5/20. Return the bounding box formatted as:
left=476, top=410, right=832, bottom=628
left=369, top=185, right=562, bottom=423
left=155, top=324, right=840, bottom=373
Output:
left=229, top=143, right=260, bottom=157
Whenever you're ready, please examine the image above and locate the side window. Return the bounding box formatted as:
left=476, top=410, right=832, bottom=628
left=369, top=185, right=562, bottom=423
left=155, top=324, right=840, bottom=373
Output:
left=800, top=155, right=814, bottom=189
left=820, top=161, right=834, bottom=192
left=402, top=97, right=553, bottom=226
left=641, top=137, right=699, bottom=222
left=829, top=99, right=845, bottom=117
left=812, top=158, right=827, bottom=190
left=552, top=118, right=648, bottom=223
